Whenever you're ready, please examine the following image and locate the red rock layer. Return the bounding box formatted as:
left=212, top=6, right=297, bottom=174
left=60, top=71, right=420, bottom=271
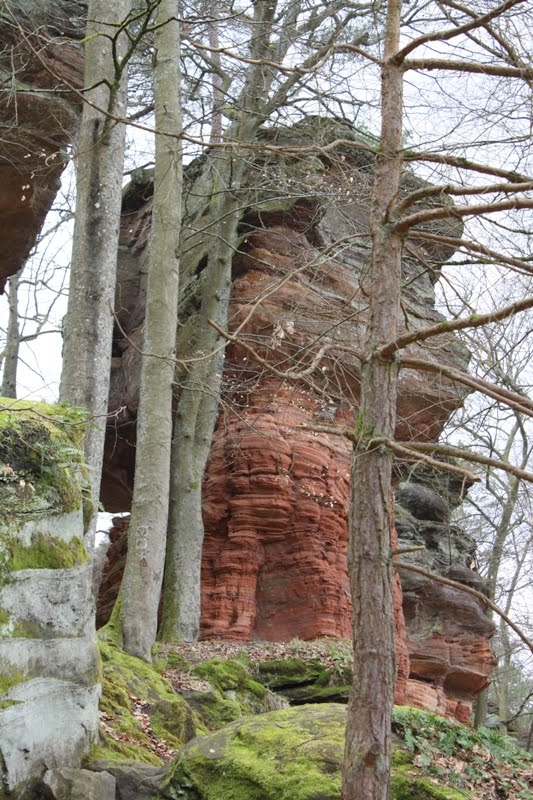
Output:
left=201, top=385, right=352, bottom=642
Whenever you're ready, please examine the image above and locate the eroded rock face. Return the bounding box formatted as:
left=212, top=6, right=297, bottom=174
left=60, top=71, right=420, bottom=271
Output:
left=101, top=118, right=492, bottom=721
left=0, top=1, right=84, bottom=291
left=395, top=472, right=495, bottom=722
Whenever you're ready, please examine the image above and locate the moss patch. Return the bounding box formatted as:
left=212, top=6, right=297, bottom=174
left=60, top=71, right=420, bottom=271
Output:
left=90, top=641, right=199, bottom=766
left=391, top=768, right=469, bottom=800
left=256, top=657, right=328, bottom=688
left=193, top=658, right=267, bottom=701
left=254, top=656, right=350, bottom=705
left=6, top=533, right=89, bottom=571
left=165, top=704, right=345, bottom=800
left=0, top=669, right=26, bottom=695
left=0, top=399, right=90, bottom=522
left=178, top=658, right=278, bottom=733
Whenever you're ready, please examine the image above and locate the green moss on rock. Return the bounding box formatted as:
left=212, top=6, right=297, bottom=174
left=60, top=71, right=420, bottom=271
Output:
left=165, top=704, right=479, bottom=800
left=193, top=658, right=267, bottom=700
left=0, top=669, right=26, bottom=695
left=165, top=704, right=345, bottom=800
left=184, top=688, right=243, bottom=732
left=0, top=399, right=89, bottom=522
left=185, top=658, right=281, bottom=731
left=256, top=657, right=327, bottom=688
left=254, top=657, right=350, bottom=705
left=90, top=642, right=198, bottom=765
left=7, top=533, right=89, bottom=571
left=391, top=767, right=469, bottom=799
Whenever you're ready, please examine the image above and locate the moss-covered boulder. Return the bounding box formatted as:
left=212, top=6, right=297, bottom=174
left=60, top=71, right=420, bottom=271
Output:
left=255, top=657, right=352, bottom=705
left=188, top=658, right=282, bottom=726
left=165, top=704, right=470, bottom=800
left=0, top=400, right=91, bottom=523
left=0, top=400, right=99, bottom=797
left=91, top=642, right=200, bottom=766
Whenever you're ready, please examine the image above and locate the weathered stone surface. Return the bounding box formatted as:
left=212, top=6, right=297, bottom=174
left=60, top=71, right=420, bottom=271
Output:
left=1, top=563, right=95, bottom=639
left=41, top=767, right=115, bottom=800
left=395, top=474, right=495, bottom=721
left=87, top=762, right=169, bottom=800
left=0, top=401, right=99, bottom=794
left=0, top=680, right=101, bottom=795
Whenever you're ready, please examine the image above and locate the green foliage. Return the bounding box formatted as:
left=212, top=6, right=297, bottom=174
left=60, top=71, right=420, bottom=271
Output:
left=392, top=706, right=533, bottom=799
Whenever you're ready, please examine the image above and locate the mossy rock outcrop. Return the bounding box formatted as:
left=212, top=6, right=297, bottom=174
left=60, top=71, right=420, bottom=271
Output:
left=188, top=658, right=283, bottom=727
left=165, top=704, right=469, bottom=800
left=0, top=400, right=99, bottom=797
left=0, top=399, right=91, bottom=525
left=255, top=657, right=352, bottom=705
left=92, top=642, right=200, bottom=765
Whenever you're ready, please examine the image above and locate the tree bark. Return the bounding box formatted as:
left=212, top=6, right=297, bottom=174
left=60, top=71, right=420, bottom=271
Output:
left=342, top=2, right=403, bottom=798
left=59, top=0, right=130, bottom=544
left=1, top=271, right=21, bottom=398
left=120, top=0, right=182, bottom=660
left=159, top=0, right=278, bottom=642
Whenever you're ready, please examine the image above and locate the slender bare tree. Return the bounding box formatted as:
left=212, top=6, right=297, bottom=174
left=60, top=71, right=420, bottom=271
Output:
left=60, top=0, right=132, bottom=543
left=120, top=0, right=183, bottom=661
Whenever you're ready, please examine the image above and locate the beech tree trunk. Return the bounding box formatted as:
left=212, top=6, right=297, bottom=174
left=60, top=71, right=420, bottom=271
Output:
left=342, top=2, right=403, bottom=798
left=1, top=271, right=21, bottom=398
left=59, top=0, right=130, bottom=543
left=159, top=0, right=278, bottom=641
left=121, top=0, right=182, bottom=660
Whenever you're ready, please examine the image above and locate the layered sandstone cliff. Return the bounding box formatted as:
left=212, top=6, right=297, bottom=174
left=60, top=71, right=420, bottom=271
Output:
left=99, top=118, right=494, bottom=722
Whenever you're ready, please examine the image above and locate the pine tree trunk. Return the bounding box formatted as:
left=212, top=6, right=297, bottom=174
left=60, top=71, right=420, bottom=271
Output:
left=342, top=2, right=403, bottom=798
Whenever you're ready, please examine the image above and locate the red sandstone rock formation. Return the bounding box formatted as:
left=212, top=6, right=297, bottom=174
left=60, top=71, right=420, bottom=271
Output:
left=98, top=119, right=494, bottom=722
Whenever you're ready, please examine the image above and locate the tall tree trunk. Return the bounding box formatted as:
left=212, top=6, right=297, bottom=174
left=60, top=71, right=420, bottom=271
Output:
left=476, top=420, right=525, bottom=728
left=1, top=271, right=21, bottom=398
left=205, top=0, right=223, bottom=144
left=121, top=0, right=182, bottom=661
left=159, top=0, right=277, bottom=642
left=59, top=0, right=130, bottom=545
left=342, top=2, right=403, bottom=798
left=159, top=148, right=242, bottom=642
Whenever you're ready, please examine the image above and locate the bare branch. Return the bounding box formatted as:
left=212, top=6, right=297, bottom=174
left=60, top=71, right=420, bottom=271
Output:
left=396, top=561, right=533, bottom=656
left=400, top=356, right=533, bottom=418
left=379, top=296, right=533, bottom=358
left=394, top=0, right=529, bottom=63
